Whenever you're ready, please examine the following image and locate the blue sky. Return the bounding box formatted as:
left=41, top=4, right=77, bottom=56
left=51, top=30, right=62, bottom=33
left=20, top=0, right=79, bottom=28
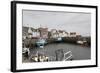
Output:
left=23, top=10, right=91, bottom=36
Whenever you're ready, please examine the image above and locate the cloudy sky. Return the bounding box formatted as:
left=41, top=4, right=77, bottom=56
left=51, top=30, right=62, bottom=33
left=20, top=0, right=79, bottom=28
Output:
left=23, top=10, right=91, bottom=36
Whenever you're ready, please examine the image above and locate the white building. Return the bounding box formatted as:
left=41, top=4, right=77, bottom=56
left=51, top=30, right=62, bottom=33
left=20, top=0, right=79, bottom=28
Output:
left=51, top=29, right=69, bottom=38
left=32, top=31, right=40, bottom=38
left=51, top=29, right=59, bottom=38
left=28, top=27, right=33, bottom=38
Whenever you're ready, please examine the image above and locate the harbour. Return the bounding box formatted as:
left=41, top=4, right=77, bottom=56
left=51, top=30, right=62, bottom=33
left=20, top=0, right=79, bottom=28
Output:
left=22, top=42, right=91, bottom=63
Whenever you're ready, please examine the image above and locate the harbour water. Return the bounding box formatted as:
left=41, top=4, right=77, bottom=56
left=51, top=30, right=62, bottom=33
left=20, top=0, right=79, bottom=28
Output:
left=23, top=43, right=91, bottom=63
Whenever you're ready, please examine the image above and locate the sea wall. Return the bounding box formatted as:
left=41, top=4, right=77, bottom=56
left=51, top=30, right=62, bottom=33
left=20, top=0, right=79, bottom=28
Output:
left=23, top=36, right=91, bottom=49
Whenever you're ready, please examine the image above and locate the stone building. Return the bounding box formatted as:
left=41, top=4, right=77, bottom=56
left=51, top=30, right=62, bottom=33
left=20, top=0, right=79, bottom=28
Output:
left=69, top=32, right=77, bottom=37
left=50, top=29, right=69, bottom=38
left=38, top=27, right=48, bottom=39
left=50, top=29, right=59, bottom=38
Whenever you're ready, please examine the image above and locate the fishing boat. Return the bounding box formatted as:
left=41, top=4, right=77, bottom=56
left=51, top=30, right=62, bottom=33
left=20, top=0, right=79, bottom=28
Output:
left=36, top=38, right=47, bottom=48
left=77, top=40, right=87, bottom=45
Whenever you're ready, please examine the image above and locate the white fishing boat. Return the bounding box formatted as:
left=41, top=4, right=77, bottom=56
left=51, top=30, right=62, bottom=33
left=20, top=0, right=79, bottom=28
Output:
left=77, top=40, right=87, bottom=45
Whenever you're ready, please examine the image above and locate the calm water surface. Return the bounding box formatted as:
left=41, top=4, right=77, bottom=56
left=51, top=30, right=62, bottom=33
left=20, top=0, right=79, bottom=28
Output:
left=30, top=43, right=91, bottom=60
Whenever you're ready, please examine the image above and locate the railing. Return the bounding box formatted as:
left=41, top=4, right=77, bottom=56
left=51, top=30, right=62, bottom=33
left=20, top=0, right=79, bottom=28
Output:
left=63, top=51, right=73, bottom=61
